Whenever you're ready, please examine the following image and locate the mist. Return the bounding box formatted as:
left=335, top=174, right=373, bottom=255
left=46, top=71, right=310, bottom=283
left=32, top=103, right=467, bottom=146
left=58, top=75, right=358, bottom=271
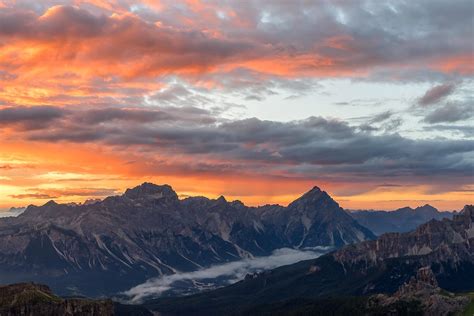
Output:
left=0, top=207, right=26, bottom=218
left=124, top=247, right=329, bottom=303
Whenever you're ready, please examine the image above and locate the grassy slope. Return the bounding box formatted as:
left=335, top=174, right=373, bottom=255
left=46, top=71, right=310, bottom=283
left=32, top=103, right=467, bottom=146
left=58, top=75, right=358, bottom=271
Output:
left=460, top=292, right=474, bottom=316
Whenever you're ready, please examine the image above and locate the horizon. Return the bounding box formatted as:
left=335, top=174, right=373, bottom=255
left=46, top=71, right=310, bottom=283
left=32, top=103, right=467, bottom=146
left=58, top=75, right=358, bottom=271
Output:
left=0, top=1, right=472, bottom=211
left=0, top=181, right=465, bottom=213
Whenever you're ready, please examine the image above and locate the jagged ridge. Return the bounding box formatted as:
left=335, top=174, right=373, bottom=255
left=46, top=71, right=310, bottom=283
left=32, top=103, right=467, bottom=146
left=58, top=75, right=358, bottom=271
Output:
left=0, top=182, right=374, bottom=296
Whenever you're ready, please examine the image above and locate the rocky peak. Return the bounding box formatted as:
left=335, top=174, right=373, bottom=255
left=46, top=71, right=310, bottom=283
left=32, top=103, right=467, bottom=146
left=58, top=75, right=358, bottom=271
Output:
left=123, top=182, right=178, bottom=201
left=43, top=200, right=59, bottom=207
left=414, top=204, right=438, bottom=214
left=216, top=195, right=227, bottom=204
left=457, top=205, right=474, bottom=220
left=396, top=267, right=438, bottom=296
left=371, top=266, right=469, bottom=316
left=288, top=186, right=338, bottom=210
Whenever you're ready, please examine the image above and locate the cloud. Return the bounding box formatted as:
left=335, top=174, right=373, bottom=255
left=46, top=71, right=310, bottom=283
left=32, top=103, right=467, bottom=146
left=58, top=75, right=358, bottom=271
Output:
left=0, top=106, right=65, bottom=129
left=1, top=105, right=472, bottom=184
left=124, top=247, right=328, bottom=302
left=418, top=83, right=456, bottom=106
left=0, top=1, right=472, bottom=109
left=368, top=111, right=394, bottom=124
left=0, top=207, right=26, bottom=218
left=0, top=1, right=473, bottom=210
left=9, top=188, right=117, bottom=199
left=10, top=193, right=57, bottom=199
left=424, top=124, right=474, bottom=137
left=423, top=102, right=474, bottom=123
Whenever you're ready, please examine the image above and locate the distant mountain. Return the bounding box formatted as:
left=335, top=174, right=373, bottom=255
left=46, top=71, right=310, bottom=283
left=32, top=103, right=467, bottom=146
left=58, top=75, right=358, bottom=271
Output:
left=349, top=204, right=455, bottom=235
left=146, top=205, right=474, bottom=315
left=0, top=183, right=374, bottom=297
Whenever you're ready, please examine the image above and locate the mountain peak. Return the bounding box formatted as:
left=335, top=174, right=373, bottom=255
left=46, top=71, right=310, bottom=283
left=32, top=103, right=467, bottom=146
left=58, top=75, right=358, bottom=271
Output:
left=413, top=204, right=438, bottom=215
left=308, top=186, right=322, bottom=193
left=124, top=182, right=178, bottom=200
left=456, top=205, right=474, bottom=221
left=216, top=195, right=227, bottom=203
left=43, top=200, right=58, bottom=207
left=289, top=186, right=330, bottom=205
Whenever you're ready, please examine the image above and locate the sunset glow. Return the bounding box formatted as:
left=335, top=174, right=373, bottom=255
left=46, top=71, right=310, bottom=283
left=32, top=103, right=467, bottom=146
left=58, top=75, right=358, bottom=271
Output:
left=0, top=0, right=472, bottom=211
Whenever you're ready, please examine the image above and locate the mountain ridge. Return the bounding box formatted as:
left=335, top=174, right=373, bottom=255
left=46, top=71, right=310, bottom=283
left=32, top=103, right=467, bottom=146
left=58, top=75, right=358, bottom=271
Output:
left=146, top=205, right=474, bottom=315
left=0, top=182, right=375, bottom=297
left=349, top=204, right=456, bottom=235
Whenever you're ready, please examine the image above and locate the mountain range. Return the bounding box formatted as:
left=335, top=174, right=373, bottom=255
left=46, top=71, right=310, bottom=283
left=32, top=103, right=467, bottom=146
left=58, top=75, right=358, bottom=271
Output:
left=349, top=205, right=455, bottom=235
left=0, top=183, right=374, bottom=297
left=146, top=205, right=474, bottom=315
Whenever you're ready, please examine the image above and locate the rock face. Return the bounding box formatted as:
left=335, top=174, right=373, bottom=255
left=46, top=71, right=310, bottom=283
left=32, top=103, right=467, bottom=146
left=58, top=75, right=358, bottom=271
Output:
left=0, top=183, right=374, bottom=296
left=145, top=206, right=474, bottom=316
left=395, top=266, right=438, bottom=295
left=333, top=205, right=474, bottom=271
left=0, top=283, right=114, bottom=316
left=350, top=204, right=455, bottom=235
left=369, top=267, right=470, bottom=316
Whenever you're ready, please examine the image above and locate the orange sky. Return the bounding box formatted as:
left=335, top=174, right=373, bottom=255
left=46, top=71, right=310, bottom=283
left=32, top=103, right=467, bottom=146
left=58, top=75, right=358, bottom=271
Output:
left=0, top=1, right=473, bottom=211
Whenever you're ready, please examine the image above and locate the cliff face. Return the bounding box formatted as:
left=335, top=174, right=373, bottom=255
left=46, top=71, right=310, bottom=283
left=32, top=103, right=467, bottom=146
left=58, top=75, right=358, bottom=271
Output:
left=0, top=283, right=114, bottom=316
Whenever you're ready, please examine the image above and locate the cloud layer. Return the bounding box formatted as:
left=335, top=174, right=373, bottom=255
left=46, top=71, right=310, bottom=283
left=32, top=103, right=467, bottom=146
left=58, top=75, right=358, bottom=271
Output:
left=124, top=247, right=327, bottom=302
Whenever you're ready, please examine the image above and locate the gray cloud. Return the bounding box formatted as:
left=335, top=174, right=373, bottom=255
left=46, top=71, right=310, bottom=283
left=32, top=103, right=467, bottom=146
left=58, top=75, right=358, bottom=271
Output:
left=418, top=83, right=456, bottom=106
left=423, top=102, right=474, bottom=123
left=1, top=105, right=472, bottom=185
left=368, top=111, right=394, bottom=124
left=0, top=106, right=65, bottom=129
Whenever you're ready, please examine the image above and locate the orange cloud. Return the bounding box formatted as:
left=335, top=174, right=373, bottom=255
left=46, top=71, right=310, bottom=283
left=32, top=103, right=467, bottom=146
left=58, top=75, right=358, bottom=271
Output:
left=0, top=2, right=472, bottom=211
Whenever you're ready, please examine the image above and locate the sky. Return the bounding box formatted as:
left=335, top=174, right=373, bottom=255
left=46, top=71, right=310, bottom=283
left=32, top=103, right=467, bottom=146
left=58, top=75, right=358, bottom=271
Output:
left=0, top=0, right=473, bottom=211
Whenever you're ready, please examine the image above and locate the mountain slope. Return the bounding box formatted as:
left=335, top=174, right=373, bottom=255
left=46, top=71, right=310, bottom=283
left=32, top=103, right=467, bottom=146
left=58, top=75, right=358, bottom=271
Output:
left=350, top=204, right=455, bottom=235
left=146, top=205, right=474, bottom=315
left=0, top=183, right=374, bottom=297
left=0, top=282, right=152, bottom=316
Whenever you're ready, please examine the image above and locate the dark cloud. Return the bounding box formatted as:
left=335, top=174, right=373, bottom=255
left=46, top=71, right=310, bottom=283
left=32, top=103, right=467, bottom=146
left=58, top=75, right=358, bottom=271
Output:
left=418, top=83, right=456, bottom=106
left=357, top=112, right=402, bottom=134
left=423, top=102, right=474, bottom=123
left=2, top=105, right=472, bottom=184
left=0, top=106, right=65, bottom=129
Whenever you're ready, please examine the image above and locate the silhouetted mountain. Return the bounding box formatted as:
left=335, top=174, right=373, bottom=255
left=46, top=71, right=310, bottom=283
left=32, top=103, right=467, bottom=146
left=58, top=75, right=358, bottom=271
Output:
left=350, top=204, right=455, bottom=235
left=146, top=205, right=474, bottom=315
left=0, top=183, right=374, bottom=297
